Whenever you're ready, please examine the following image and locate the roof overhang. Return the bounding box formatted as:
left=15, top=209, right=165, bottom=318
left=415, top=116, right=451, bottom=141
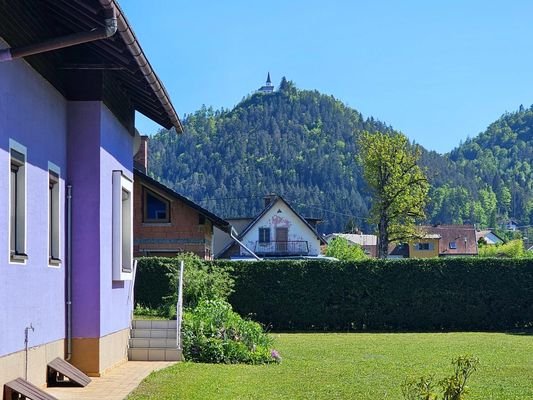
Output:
left=0, top=0, right=182, bottom=132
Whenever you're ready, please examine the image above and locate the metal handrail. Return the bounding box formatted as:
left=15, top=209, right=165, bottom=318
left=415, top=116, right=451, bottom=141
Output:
left=254, top=240, right=309, bottom=255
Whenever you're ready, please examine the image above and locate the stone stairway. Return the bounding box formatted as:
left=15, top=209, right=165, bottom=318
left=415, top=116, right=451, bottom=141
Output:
left=128, top=320, right=183, bottom=361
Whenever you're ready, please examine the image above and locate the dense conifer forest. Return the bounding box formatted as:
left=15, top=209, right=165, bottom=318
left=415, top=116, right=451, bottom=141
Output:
left=147, top=78, right=532, bottom=234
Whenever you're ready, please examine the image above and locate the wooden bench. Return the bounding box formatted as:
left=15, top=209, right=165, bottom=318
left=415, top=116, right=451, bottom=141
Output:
left=47, top=357, right=91, bottom=387
left=3, top=378, right=57, bottom=400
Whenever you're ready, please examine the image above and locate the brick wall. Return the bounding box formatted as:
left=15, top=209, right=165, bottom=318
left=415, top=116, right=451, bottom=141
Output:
left=133, top=178, right=214, bottom=259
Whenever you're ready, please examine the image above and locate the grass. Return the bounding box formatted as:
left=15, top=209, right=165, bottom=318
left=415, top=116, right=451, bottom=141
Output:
left=127, top=332, right=532, bottom=400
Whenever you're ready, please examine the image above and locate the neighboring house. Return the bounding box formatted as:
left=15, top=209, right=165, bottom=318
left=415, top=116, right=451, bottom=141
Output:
left=476, top=230, right=504, bottom=245
left=387, top=225, right=478, bottom=258
left=133, top=146, right=230, bottom=259
left=409, top=233, right=441, bottom=258
left=325, top=233, right=378, bottom=258
left=501, top=219, right=519, bottom=232
left=217, top=194, right=327, bottom=259
left=0, top=0, right=181, bottom=389
left=411, top=225, right=478, bottom=257
left=388, top=243, right=410, bottom=259
left=213, top=216, right=258, bottom=256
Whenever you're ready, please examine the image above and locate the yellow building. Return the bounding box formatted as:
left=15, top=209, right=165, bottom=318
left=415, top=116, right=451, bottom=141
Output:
left=408, top=234, right=441, bottom=258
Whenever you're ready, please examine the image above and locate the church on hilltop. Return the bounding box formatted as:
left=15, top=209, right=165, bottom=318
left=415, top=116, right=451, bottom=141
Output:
left=258, top=72, right=274, bottom=93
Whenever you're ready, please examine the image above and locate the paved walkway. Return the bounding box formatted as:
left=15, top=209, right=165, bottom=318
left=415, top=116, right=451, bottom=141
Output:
left=46, top=361, right=175, bottom=400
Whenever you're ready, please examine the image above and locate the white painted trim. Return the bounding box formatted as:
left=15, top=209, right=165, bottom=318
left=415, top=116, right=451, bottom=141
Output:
left=112, top=170, right=133, bottom=281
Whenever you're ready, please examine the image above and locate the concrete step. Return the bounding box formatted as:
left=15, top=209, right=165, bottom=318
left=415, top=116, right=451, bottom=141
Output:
left=128, top=347, right=183, bottom=361
left=132, top=319, right=177, bottom=329
left=130, top=328, right=177, bottom=339
left=129, top=337, right=177, bottom=349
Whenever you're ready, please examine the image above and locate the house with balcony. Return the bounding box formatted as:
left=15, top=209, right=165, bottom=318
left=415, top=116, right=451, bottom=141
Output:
left=216, top=194, right=327, bottom=259
left=0, top=0, right=182, bottom=392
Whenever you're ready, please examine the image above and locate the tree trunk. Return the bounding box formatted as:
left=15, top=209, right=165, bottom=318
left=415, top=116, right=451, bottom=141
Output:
left=378, top=214, right=388, bottom=259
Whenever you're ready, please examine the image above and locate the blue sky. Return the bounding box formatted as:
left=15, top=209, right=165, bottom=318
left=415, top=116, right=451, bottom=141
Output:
left=122, top=1, right=533, bottom=153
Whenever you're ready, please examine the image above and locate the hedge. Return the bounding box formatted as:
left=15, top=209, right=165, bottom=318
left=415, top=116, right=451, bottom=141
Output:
left=134, top=257, right=180, bottom=309
left=135, top=257, right=533, bottom=331
left=218, top=258, right=533, bottom=331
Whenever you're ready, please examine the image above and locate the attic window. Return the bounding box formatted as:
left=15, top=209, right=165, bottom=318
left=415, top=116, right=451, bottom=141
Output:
left=199, top=214, right=206, bottom=225
left=259, top=227, right=270, bottom=243
left=144, top=188, right=170, bottom=223
left=449, top=241, right=457, bottom=249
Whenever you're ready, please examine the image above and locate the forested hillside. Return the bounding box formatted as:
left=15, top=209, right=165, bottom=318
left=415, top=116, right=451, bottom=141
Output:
left=148, top=78, right=532, bottom=233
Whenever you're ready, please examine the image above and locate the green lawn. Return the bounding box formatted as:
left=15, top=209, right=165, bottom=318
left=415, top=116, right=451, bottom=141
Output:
left=127, top=332, right=532, bottom=400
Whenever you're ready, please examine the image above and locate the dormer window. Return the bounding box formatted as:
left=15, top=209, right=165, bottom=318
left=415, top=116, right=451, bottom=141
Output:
left=143, top=188, right=170, bottom=223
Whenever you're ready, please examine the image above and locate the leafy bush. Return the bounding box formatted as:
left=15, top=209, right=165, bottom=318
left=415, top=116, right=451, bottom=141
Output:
left=325, top=236, right=368, bottom=260
left=478, top=239, right=530, bottom=258
left=402, top=355, right=479, bottom=400
left=182, top=299, right=279, bottom=364
left=217, top=258, right=533, bottom=331
left=135, top=254, right=234, bottom=317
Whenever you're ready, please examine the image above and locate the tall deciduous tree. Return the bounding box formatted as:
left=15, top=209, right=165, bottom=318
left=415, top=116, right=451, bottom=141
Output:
left=358, top=131, right=429, bottom=258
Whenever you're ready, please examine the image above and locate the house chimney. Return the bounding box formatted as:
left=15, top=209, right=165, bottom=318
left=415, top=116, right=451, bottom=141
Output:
left=134, top=135, right=149, bottom=173
left=264, top=193, right=277, bottom=208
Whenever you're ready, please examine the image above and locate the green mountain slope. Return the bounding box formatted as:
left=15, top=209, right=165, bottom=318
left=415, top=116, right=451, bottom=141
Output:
left=148, top=79, right=532, bottom=233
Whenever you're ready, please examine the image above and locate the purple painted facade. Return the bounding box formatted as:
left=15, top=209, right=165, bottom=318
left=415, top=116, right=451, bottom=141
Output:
left=1, top=43, right=133, bottom=356
left=0, top=49, right=68, bottom=357
left=99, top=105, right=134, bottom=336
left=0, top=0, right=183, bottom=386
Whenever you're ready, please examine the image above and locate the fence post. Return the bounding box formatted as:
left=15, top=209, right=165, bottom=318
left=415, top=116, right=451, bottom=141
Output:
left=176, top=260, right=184, bottom=349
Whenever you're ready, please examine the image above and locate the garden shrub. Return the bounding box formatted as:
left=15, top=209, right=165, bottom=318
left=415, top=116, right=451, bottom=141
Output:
left=135, top=254, right=234, bottom=317
left=182, top=299, right=279, bottom=364
left=402, top=355, right=479, bottom=400
left=478, top=239, right=532, bottom=258
left=325, top=236, right=367, bottom=260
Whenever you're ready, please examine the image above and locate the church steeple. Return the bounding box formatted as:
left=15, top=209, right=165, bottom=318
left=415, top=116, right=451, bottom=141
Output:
left=258, top=72, right=274, bottom=93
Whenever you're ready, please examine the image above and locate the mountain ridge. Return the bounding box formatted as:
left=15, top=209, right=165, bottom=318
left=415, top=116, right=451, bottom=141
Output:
left=148, top=79, right=532, bottom=233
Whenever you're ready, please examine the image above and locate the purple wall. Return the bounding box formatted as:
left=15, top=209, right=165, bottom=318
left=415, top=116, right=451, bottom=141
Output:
left=68, top=102, right=134, bottom=339
left=1, top=42, right=135, bottom=355
left=68, top=102, right=102, bottom=338
left=99, top=105, right=134, bottom=336
left=0, top=47, right=67, bottom=356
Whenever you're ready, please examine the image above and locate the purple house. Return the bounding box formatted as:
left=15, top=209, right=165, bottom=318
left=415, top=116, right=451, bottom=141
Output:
left=0, top=0, right=182, bottom=389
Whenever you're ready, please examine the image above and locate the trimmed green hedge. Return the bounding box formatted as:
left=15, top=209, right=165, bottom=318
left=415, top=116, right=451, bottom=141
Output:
left=135, top=257, right=533, bottom=331
left=134, top=257, right=179, bottom=309
left=217, top=258, right=533, bottom=331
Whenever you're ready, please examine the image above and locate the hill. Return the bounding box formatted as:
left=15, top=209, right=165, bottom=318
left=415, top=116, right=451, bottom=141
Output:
left=148, top=79, right=532, bottom=233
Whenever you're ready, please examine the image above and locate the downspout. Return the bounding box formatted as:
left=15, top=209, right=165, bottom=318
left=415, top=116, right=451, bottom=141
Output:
left=229, top=226, right=262, bottom=261
left=0, top=7, right=117, bottom=62
left=66, top=185, right=73, bottom=361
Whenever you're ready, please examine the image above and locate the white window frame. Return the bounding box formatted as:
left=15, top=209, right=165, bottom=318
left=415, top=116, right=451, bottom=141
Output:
left=112, top=170, right=133, bottom=280
left=9, top=139, right=27, bottom=264
left=48, top=162, right=61, bottom=267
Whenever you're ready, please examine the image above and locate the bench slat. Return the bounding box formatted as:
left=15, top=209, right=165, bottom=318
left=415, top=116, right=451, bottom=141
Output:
left=4, top=378, right=58, bottom=400
left=47, top=358, right=91, bottom=387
